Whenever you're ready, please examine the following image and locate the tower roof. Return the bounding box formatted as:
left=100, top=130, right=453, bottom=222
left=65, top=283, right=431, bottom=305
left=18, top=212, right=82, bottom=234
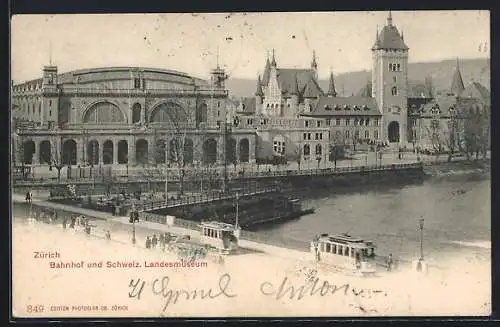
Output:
left=271, top=49, right=277, bottom=67
left=262, top=56, right=271, bottom=85
left=450, top=59, right=465, bottom=96
left=372, top=12, right=408, bottom=51
left=255, top=75, right=264, bottom=96
left=311, top=50, right=318, bottom=69
left=327, top=72, right=337, bottom=97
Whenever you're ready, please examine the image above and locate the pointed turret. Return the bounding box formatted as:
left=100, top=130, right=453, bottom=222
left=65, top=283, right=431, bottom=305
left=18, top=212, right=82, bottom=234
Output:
left=271, top=48, right=277, bottom=67
left=311, top=50, right=318, bottom=70
left=327, top=72, right=337, bottom=97
left=450, top=58, right=465, bottom=96
left=387, top=10, right=393, bottom=26
left=255, top=75, right=264, bottom=96
left=262, top=54, right=271, bottom=85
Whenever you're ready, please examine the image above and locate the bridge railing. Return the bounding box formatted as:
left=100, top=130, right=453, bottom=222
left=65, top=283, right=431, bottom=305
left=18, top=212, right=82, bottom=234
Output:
left=134, top=185, right=278, bottom=212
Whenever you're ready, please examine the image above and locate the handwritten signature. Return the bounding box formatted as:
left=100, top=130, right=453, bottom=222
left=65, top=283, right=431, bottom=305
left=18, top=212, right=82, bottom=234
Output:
left=260, top=276, right=387, bottom=301
left=129, top=273, right=237, bottom=312
left=128, top=273, right=387, bottom=313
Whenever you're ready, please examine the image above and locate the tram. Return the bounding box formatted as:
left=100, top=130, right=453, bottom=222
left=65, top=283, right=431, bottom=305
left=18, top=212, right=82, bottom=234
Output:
left=311, top=233, right=377, bottom=276
left=199, top=221, right=240, bottom=254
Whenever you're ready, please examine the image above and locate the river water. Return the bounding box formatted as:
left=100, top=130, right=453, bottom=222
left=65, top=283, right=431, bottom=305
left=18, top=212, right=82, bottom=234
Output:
left=256, top=172, right=491, bottom=265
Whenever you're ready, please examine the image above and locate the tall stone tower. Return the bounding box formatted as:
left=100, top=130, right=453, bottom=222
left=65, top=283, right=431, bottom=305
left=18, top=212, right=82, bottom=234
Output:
left=371, top=11, right=409, bottom=145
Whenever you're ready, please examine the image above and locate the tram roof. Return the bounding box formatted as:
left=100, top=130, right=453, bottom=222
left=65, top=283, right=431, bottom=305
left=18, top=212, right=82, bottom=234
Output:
left=318, top=233, right=374, bottom=246
left=200, top=221, right=236, bottom=231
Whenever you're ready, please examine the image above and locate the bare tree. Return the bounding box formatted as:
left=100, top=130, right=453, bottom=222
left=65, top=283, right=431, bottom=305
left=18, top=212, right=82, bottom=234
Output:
left=49, top=136, right=65, bottom=182
left=424, top=118, right=445, bottom=162
left=458, top=104, right=489, bottom=160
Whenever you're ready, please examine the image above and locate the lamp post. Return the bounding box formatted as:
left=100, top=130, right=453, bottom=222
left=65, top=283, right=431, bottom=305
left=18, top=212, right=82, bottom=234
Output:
left=418, top=218, right=424, bottom=260
left=235, top=191, right=239, bottom=229
left=164, top=142, right=169, bottom=206
left=131, top=204, right=136, bottom=246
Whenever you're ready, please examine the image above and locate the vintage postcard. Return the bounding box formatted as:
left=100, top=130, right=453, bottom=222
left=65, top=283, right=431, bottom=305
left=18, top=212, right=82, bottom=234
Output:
left=10, top=11, right=491, bottom=318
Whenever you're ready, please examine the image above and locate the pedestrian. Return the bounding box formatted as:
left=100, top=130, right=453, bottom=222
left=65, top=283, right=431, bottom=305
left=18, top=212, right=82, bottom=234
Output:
left=145, top=236, right=151, bottom=249
left=159, top=233, right=165, bottom=249
left=386, top=253, right=393, bottom=272
left=62, top=218, right=67, bottom=229
left=105, top=230, right=111, bottom=240
left=152, top=234, right=158, bottom=249
left=25, top=191, right=30, bottom=203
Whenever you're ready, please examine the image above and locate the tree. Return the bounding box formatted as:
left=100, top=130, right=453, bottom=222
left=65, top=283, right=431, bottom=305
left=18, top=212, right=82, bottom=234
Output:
left=424, top=118, right=445, bottom=162
left=329, top=133, right=345, bottom=168
left=460, top=104, right=490, bottom=160
left=154, top=105, right=200, bottom=198
left=49, top=136, right=65, bottom=182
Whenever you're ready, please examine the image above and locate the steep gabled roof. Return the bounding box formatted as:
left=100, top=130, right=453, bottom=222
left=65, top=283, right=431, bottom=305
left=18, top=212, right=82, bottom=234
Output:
left=450, top=61, right=465, bottom=96
left=276, top=68, right=324, bottom=98
left=306, top=96, right=381, bottom=117
left=357, top=81, right=372, bottom=97
left=460, top=82, right=490, bottom=104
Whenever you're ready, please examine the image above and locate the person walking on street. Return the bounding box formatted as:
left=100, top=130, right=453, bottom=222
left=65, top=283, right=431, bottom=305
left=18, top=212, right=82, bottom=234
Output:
left=159, top=233, right=165, bottom=250
left=105, top=230, right=111, bottom=240
left=152, top=234, right=158, bottom=249
left=145, top=236, right=152, bottom=249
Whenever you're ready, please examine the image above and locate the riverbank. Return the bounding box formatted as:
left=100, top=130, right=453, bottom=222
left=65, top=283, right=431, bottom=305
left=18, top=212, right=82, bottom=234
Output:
left=423, top=158, right=490, bottom=177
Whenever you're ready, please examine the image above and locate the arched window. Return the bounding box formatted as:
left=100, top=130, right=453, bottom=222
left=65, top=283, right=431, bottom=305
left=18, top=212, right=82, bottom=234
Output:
left=83, top=102, right=125, bottom=123
left=391, top=86, right=398, bottom=96
left=150, top=102, right=187, bottom=124
left=303, top=144, right=310, bottom=156
left=315, top=144, right=322, bottom=155
left=397, top=64, right=401, bottom=71
left=132, top=103, right=142, bottom=123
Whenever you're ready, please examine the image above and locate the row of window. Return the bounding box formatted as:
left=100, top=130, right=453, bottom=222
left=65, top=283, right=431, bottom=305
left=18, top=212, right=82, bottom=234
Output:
left=303, top=144, right=323, bottom=156
left=322, top=242, right=353, bottom=257
left=304, top=120, right=322, bottom=128
left=303, top=132, right=324, bottom=141
left=389, top=63, right=402, bottom=72
left=16, top=101, right=53, bottom=117
left=326, top=118, right=379, bottom=127
left=334, top=130, right=379, bottom=139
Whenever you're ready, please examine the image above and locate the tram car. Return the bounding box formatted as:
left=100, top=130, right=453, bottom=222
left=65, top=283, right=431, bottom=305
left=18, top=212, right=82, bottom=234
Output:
left=311, top=233, right=377, bottom=276
left=200, top=221, right=239, bottom=254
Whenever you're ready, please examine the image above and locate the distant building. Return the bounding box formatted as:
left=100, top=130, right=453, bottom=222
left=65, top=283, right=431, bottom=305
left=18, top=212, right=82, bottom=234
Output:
left=408, top=61, right=490, bottom=152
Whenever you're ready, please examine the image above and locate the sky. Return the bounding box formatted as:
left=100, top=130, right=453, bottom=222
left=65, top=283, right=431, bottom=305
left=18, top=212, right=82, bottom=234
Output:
left=11, top=11, right=490, bottom=83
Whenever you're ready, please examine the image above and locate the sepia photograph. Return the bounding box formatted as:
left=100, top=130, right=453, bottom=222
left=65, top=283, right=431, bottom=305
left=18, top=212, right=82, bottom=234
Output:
left=10, top=11, right=491, bottom=318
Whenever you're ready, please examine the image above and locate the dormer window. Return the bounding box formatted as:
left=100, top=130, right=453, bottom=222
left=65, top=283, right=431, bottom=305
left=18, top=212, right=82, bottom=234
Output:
left=344, top=105, right=349, bottom=110
left=334, top=105, right=340, bottom=111
left=362, top=105, right=368, bottom=110
left=353, top=105, right=359, bottom=110
left=324, top=105, right=332, bottom=111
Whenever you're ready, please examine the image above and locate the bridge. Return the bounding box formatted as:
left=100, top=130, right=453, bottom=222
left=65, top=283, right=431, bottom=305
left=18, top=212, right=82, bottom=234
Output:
left=132, top=185, right=278, bottom=213
left=12, top=162, right=424, bottom=189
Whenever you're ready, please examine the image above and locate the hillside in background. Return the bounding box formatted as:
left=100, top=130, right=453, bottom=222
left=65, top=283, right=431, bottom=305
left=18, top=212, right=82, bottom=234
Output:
left=226, top=58, right=490, bottom=98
